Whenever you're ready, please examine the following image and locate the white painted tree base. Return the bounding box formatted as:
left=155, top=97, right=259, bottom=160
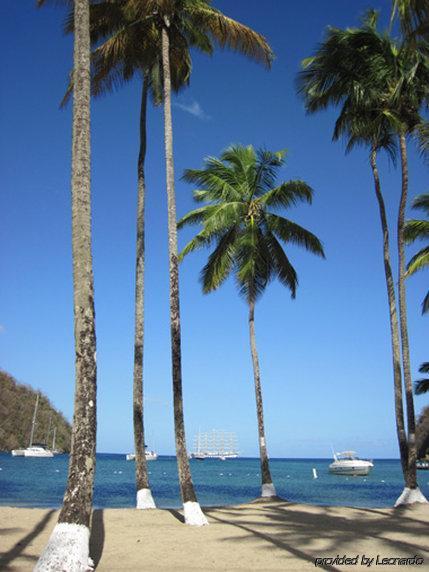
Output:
left=394, top=487, right=428, bottom=507
left=34, top=523, right=93, bottom=572
left=136, top=488, right=156, bottom=509
left=183, top=501, right=209, bottom=526
left=261, top=482, right=277, bottom=497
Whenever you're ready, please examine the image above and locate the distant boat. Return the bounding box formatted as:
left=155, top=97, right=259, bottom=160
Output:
left=329, top=450, right=373, bottom=476
left=126, top=446, right=158, bottom=461
left=189, top=429, right=239, bottom=460
left=416, top=459, right=429, bottom=470
left=23, top=444, right=54, bottom=458
left=11, top=394, right=54, bottom=458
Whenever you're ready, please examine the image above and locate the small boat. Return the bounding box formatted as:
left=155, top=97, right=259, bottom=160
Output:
left=126, top=446, right=158, bottom=461
left=329, top=451, right=374, bottom=476
left=416, top=459, right=429, bottom=470
left=24, top=444, right=54, bottom=458
left=11, top=394, right=54, bottom=458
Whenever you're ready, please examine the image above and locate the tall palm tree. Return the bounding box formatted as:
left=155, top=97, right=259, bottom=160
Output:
left=69, top=0, right=194, bottom=511
left=178, top=145, right=324, bottom=497
left=36, top=0, right=98, bottom=569
left=298, top=13, right=429, bottom=504
left=405, top=193, right=429, bottom=314
left=110, top=0, right=272, bottom=525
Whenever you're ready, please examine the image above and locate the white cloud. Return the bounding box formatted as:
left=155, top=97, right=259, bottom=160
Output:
left=174, top=100, right=210, bottom=120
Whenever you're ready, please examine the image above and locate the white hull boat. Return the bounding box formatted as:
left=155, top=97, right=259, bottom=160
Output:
left=329, top=451, right=373, bottom=476
left=24, top=445, right=54, bottom=458
left=11, top=394, right=55, bottom=459
left=126, top=448, right=158, bottom=461
left=190, top=429, right=239, bottom=460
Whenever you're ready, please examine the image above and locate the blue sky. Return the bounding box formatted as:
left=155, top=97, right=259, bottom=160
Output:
left=1, top=0, right=427, bottom=458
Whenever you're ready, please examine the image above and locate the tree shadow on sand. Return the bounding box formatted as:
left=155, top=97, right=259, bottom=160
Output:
left=0, top=509, right=55, bottom=571
left=204, top=499, right=429, bottom=571
left=89, top=509, right=105, bottom=569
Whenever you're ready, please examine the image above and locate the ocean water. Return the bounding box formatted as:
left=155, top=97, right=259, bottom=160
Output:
left=0, top=454, right=428, bottom=509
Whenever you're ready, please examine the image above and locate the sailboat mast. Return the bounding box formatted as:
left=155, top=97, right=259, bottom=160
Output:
left=52, top=426, right=57, bottom=450
left=45, top=414, right=52, bottom=445
left=29, top=393, right=39, bottom=447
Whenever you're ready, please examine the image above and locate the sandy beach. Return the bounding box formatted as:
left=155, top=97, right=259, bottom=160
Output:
left=1, top=498, right=428, bottom=571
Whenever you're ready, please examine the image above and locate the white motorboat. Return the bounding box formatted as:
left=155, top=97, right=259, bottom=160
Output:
left=126, top=446, right=158, bottom=461
left=329, top=451, right=374, bottom=476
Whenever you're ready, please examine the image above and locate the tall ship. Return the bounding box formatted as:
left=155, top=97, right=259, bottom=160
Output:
left=190, top=429, right=239, bottom=460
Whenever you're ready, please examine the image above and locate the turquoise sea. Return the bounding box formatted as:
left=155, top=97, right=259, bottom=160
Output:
left=1, top=454, right=428, bottom=509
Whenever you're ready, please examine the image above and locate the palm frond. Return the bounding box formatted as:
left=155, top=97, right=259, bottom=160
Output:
left=415, top=378, right=429, bottom=394
left=265, top=213, right=325, bottom=258
left=260, top=181, right=313, bottom=209
left=406, top=246, right=429, bottom=274
left=200, top=227, right=238, bottom=293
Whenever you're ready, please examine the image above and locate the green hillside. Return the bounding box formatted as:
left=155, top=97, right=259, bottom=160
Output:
left=0, top=370, right=71, bottom=452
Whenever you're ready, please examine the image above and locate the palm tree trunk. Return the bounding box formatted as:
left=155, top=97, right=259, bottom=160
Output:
left=36, top=0, right=97, bottom=568
left=161, top=20, right=207, bottom=526
left=396, top=134, right=426, bottom=504
left=369, top=149, right=408, bottom=479
left=248, top=300, right=276, bottom=497
left=133, top=75, right=155, bottom=510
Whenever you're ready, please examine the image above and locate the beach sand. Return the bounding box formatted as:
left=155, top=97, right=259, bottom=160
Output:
left=1, top=498, right=428, bottom=571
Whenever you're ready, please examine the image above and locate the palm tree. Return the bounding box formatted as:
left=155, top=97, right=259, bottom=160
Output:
left=72, top=0, right=194, bottom=511
left=178, top=145, right=324, bottom=497
left=415, top=362, right=429, bottom=394
left=298, top=13, right=429, bottom=504
left=36, top=0, right=97, bottom=569
left=109, top=0, right=272, bottom=525
left=405, top=193, right=429, bottom=314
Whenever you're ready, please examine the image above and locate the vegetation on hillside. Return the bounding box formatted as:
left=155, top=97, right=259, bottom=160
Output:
left=0, top=370, right=71, bottom=452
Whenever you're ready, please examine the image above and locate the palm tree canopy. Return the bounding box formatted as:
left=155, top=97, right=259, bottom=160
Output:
left=178, top=145, right=324, bottom=304
left=61, top=0, right=273, bottom=106
left=391, top=0, right=429, bottom=39
left=405, top=193, right=429, bottom=312
left=298, top=12, right=429, bottom=153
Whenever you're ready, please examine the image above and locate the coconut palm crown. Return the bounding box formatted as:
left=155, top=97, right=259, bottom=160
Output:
left=405, top=193, right=429, bottom=313
left=179, top=145, right=324, bottom=301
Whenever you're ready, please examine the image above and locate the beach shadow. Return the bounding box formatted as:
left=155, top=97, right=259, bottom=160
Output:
left=167, top=508, right=185, bottom=524
left=204, top=500, right=429, bottom=571
left=0, top=509, right=55, bottom=571
left=89, top=509, right=105, bottom=569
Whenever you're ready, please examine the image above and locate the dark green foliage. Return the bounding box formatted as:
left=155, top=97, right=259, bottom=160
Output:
left=0, top=370, right=71, bottom=452
left=416, top=405, right=429, bottom=457
left=405, top=194, right=429, bottom=313
left=179, top=145, right=324, bottom=303
left=415, top=362, right=429, bottom=394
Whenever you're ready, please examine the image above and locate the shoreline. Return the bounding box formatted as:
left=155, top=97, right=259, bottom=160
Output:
left=1, top=498, right=428, bottom=570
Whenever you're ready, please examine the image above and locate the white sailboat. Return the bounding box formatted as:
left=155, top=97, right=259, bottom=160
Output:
left=11, top=394, right=54, bottom=458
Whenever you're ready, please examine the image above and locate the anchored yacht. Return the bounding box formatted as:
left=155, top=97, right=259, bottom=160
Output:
left=329, top=451, right=374, bottom=476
